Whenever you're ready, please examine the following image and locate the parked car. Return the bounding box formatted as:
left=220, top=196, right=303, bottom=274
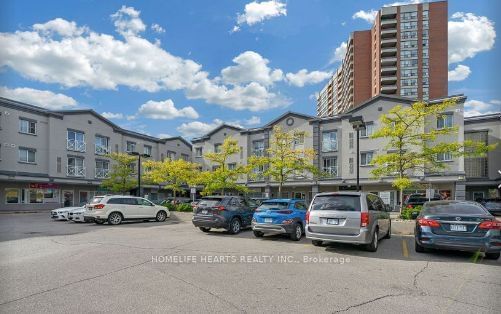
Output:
left=478, top=198, right=501, bottom=216
left=68, top=207, right=87, bottom=223
left=414, top=200, right=501, bottom=259
left=192, top=196, right=257, bottom=234
left=191, top=199, right=201, bottom=210
left=250, top=197, right=270, bottom=206
left=251, top=199, right=307, bottom=241
left=404, top=194, right=441, bottom=208
left=305, top=192, right=391, bottom=252
left=84, top=195, right=170, bottom=225
left=51, top=205, right=84, bottom=221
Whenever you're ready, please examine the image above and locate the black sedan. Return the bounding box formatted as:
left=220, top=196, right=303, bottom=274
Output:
left=414, top=200, right=501, bottom=260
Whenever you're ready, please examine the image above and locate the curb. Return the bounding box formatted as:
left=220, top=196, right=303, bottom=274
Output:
left=391, top=219, right=415, bottom=235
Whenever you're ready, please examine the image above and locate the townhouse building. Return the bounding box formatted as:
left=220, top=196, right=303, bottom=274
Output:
left=0, top=97, right=192, bottom=211
left=193, top=95, right=500, bottom=207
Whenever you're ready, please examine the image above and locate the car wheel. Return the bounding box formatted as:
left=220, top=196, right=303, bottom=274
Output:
left=228, top=218, right=241, bottom=234
left=108, top=212, right=122, bottom=225
left=485, top=252, right=500, bottom=260
left=290, top=223, right=302, bottom=241
left=415, top=239, right=425, bottom=253
left=95, top=220, right=104, bottom=225
left=156, top=210, right=167, bottom=222
left=253, top=230, right=264, bottom=237
left=199, top=227, right=211, bottom=233
left=312, top=240, right=323, bottom=246
left=384, top=222, right=391, bottom=239
left=365, top=229, right=378, bottom=252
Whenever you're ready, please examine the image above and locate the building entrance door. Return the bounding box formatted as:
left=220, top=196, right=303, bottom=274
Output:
left=63, top=190, right=74, bottom=207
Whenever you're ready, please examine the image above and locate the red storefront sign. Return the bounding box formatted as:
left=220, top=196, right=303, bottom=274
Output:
left=29, top=183, right=60, bottom=189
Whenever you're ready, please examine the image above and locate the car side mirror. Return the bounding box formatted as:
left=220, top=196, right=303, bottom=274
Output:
left=411, top=212, right=419, bottom=219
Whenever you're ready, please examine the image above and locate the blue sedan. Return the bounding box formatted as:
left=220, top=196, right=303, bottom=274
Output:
left=251, top=199, right=307, bottom=241
left=414, top=200, right=501, bottom=260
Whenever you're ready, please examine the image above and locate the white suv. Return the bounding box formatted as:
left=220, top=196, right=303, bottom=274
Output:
left=85, top=195, right=170, bottom=225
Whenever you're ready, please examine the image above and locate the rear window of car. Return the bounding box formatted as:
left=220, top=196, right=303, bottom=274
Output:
left=198, top=198, right=223, bottom=207
left=484, top=202, right=501, bottom=210
left=91, top=197, right=104, bottom=203
left=424, top=203, right=488, bottom=215
left=256, top=201, right=289, bottom=211
left=311, top=195, right=361, bottom=212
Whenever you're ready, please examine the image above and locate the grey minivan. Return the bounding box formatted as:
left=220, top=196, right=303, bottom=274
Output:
left=305, top=192, right=391, bottom=252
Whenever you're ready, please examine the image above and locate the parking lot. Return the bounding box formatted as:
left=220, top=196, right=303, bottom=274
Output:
left=0, top=212, right=500, bottom=313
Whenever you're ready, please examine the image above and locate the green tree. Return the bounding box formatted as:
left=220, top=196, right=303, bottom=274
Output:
left=249, top=125, right=318, bottom=197
left=201, top=137, right=249, bottom=195
left=143, top=158, right=200, bottom=201
left=370, top=98, right=496, bottom=212
left=100, top=152, right=137, bottom=194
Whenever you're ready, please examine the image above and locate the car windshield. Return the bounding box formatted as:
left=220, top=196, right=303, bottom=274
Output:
left=90, top=197, right=104, bottom=204
left=484, top=202, right=501, bottom=210
left=424, top=203, right=488, bottom=215
left=311, top=195, right=361, bottom=211
left=198, top=198, right=223, bottom=207
left=256, top=202, right=289, bottom=211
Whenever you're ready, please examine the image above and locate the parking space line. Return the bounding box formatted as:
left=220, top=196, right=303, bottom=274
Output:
left=402, top=239, right=409, bottom=258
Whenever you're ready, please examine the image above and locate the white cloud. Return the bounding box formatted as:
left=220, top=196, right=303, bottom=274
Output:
left=151, top=23, right=165, bottom=34
left=221, top=51, right=283, bottom=86
left=102, top=112, right=124, bottom=119
left=448, top=12, right=496, bottom=64
left=233, top=0, right=287, bottom=31
left=464, top=99, right=501, bottom=117
left=245, top=116, right=261, bottom=125
left=138, top=99, right=199, bottom=120
left=33, top=18, right=88, bottom=37
left=110, top=5, right=146, bottom=37
left=285, top=69, right=331, bottom=87
left=0, top=86, right=77, bottom=110
left=329, top=42, right=347, bottom=64
left=157, top=133, right=172, bottom=138
left=352, top=10, right=378, bottom=24
left=490, top=99, right=501, bottom=105
left=126, top=115, right=137, bottom=121
left=448, top=64, right=471, bottom=82
left=384, top=0, right=423, bottom=7
left=177, top=120, right=222, bottom=138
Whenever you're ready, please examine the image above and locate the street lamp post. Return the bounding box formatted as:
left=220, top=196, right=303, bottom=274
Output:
left=128, top=152, right=150, bottom=197
left=349, top=116, right=365, bottom=192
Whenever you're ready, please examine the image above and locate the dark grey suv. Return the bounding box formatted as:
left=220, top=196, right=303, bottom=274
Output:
left=192, top=196, right=257, bottom=234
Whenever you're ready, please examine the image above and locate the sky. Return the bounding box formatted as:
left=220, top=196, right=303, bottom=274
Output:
left=1, top=0, right=500, bottom=139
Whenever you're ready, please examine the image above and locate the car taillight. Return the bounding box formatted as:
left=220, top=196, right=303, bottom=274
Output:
left=417, top=218, right=441, bottom=228
left=277, top=210, right=293, bottom=214
left=94, top=204, right=105, bottom=209
left=407, top=205, right=413, bottom=209
left=213, top=206, right=225, bottom=214
left=306, top=211, right=310, bottom=224
left=361, top=212, right=369, bottom=227
left=479, top=220, right=501, bottom=230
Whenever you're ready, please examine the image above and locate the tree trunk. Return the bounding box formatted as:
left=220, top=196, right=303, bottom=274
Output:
left=399, top=188, right=404, bottom=215
left=278, top=182, right=282, bottom=198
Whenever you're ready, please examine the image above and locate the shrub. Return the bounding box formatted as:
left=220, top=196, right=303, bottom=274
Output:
left=176, top=203, right=193, bottom=212
left=400, top=205, right=422, bottom=220
left=163, top=202, right=176, bottom=211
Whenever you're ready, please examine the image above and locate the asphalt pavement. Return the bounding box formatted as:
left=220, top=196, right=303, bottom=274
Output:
left=0, top=213, right=499, bottom=313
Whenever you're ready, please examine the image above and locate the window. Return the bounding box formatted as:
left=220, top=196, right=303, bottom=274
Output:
left=401, top=50, right=418, bottom=59
left=437, top=114, right=453, bottom=129
left=57, top=157, right=62, bottom=173
left=5, top=188, right=20, bottom=204
left=95, top=135, right=109, bottom=155
left=293, top=134, right=304, bottom=147
left=67, top=130, right=86, bottom=152
left=422, top=48, right=429, bottom=58
left=401, top=69, right=418, bottom=77
left=422, top=77, right=429, bottom=86
left=422, top=10, right=429, bottom=19
left=29, top=189, right=44, bottom=203
left=212, top=165, right=220, bottom=171
left=140, top=199, right=154, bottom=206
left=19, top=148, right=36, bottom=163
left=95, top=160, right=110, bottom=178
left=323, top=157, right=338, bottom=177
left=422, top=39, right=429, bottom=47
left=422, top=20, right=429, bottom=29
left=214, top=143, right=222, bottom=153
left=361, top=152, right=374, bottom=166
left=423, top=67, right=429, bottom=77
left=422, top=29, right=429, bottom=38
left=129, top=162, right=136, bottom=173
left=322, top=131, right=337, bottom=152
left=126, top=141, right=136, bottom=153
left=19, top=119, right=36, bottom=135
left=401, top=21, right=417, bottom=30
left=401, top=59, right=418, bottom=67
left=422, top=58, right=429, bottom=67
left=402, top=40, right=418, bottom=49
left=67, top=157, right=85, bottom=177
left=349, top=158, right=354, bottom=174
left=195, top=147, right=203, bottom=157
left=401, top=88, right=418, bottom=97
left=167, top=151, right=176, bottom=160
left=294, top=202, right=306, bottom=210
left=228, top=163, right=236, bottom=170
left=423, top=87, right=429, bottom=99
left=401, top=31, right=417, bottom=40
left=401, top=78, right=417, bottom=87
left=400, top=11, right=417, bottom=20
left=181, top=154, right=189, bottom=161
left=437, top=152, right=452, bottom=162
left=252, top=140, right=265, bottom=156
left=360, top=124, right=374, bottom=138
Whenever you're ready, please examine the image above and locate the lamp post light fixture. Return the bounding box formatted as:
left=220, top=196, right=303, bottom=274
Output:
left=349, top=116, right=365, bottom=192
left=128, top=151, right=150, bottom=197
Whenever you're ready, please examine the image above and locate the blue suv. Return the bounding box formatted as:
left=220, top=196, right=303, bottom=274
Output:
left=251, top=199, right=307, bottom=241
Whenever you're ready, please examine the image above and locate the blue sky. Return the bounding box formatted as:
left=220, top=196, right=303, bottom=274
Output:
left=1, top=0, right=500, bottom=139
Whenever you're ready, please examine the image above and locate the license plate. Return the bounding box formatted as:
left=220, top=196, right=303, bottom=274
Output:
left=327, top=218, right=339, bottom=225
left=264, top=218, right=273, bottom=223
left=201, top=210, right=208, bottom=215
left=450, top=224, right=467, bottom=232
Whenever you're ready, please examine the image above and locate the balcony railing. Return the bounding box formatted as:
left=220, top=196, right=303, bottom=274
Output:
left=95, top=145, right=109, bottom=155
left=323, top=166, right=338, bottom=178
left=253, top=149, right=265, bottom=157
left=67, top=166, right=86, bottom=177
left=67, top=139, right=86, bottom=152
left=95, top=168, right=110, bottom=179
